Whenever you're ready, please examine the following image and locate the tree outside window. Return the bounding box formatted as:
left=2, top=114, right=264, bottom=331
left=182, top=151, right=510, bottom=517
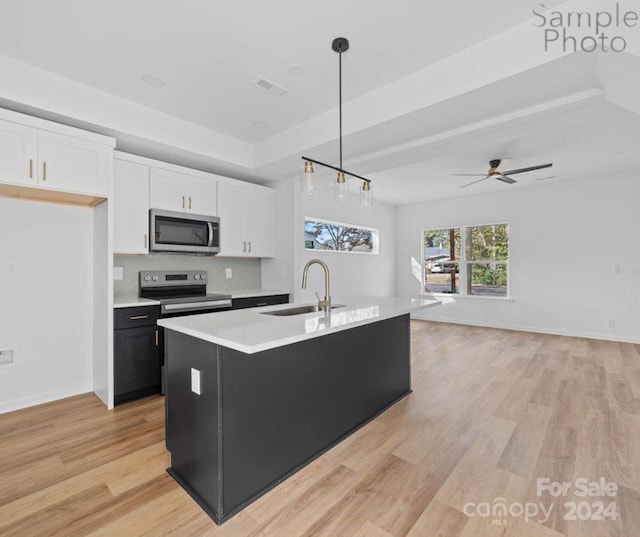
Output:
left=305, top=218, right=377, bottom=254
left=423, top=223, right=509, bottom=297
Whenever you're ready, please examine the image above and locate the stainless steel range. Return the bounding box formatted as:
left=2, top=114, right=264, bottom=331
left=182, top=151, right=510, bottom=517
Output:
left=139, top=270, right=231, bottom=395
left=139, top=270, right=232, bottom=316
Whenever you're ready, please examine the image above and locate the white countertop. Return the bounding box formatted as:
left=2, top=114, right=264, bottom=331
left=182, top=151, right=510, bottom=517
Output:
left=113, top=296, right=161, bottom=308
left=157, top=295, right=441, bottom=354
left=113, top=289, right=290, bottom=308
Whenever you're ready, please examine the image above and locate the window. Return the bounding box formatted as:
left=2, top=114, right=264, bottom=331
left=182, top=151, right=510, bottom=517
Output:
left=305, top=217, right=378, bottom=254
left=423, top=223, right=509, bottom=297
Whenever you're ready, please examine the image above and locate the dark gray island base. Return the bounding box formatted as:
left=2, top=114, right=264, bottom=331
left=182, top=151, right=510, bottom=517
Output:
left=164, top=314, right=411, bottom=524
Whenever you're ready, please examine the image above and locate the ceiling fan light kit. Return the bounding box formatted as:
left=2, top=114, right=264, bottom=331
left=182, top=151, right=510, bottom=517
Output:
left=300, top=37, right=373, bottom=207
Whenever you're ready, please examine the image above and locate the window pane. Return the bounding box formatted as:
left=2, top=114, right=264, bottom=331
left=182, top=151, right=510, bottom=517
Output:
left=426, top=261, right=459, bottom=294
left=424, top=228, right=461, bottom=294
left=305, top=219, right=376, bottom=253
left=465, top=224, right=509, bottom=261
left=467, top=263, right=508, bottom=297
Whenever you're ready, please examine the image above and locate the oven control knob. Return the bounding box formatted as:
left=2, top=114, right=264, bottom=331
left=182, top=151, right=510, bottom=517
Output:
left=200, top=274, right=206, bottom=280
left=152, top=275, right=159, bottom=281
left=144, top=275, right=151, bottom=281
left=194, top=274, right=200, bottom=280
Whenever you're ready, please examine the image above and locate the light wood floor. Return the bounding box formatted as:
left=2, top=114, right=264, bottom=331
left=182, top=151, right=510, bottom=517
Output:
left=2, top=321, right=640, bottom=536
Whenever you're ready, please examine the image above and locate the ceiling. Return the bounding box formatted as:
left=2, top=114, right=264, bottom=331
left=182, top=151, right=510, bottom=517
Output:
left=0, top=0, right=565, bottom=143
left=368, top=101, right=640, bottom=205
left=0, top=0, right=638, bottom=205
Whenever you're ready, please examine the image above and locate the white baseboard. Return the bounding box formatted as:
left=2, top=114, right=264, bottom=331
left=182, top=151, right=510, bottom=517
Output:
left=0, top=383, right=94, bottom=414
left=410, top=314, right=640, bottom=345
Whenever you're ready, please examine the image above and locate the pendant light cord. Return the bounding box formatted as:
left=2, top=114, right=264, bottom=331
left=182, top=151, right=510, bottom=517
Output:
left=339, top=48, right=343, bottom=170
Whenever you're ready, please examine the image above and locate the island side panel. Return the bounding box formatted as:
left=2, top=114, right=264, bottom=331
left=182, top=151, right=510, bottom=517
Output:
left=165, top=330, right=222, bottom=520
left=220, top=314, right=411, bottom=518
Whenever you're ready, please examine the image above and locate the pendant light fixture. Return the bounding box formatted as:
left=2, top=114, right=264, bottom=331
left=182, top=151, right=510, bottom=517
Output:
left=301, top=37, right=372, bottom=207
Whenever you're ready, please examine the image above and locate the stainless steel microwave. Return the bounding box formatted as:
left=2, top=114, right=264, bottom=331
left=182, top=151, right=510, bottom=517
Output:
left=149, top=209, right=220, bottom=255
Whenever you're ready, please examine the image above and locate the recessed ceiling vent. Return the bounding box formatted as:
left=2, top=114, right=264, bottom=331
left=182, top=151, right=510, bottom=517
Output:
left=253, top=77, right=289, bottom=98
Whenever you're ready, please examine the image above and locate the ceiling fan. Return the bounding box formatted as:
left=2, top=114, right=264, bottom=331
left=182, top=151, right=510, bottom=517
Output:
left=452, top=159, right=553, bottom=188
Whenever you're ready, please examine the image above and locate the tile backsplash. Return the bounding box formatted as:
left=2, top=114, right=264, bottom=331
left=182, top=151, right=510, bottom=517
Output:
left=114, top=254, right=261, bottom=297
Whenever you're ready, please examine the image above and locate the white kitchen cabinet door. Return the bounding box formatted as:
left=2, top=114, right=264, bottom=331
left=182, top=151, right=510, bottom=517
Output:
left=150, top=168, right=186, bottom=211
left=113, top=160, right=150, bottom=254
left=186, top=176, right=217, bottom=215
left=217, top=182, right=246, bottom=256
left=247, top=190, right=275, bottom=258
left=0, top=120, right=37, bottom=186
left=37, top=130, right=109, bottom=195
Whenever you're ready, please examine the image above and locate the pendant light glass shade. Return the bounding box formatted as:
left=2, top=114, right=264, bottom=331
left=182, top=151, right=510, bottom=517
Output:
left=360, top=181, right=372, bottom=207
left=335, top=172, right=347, bottom=200
left=301, top=161, right=315, bottom=194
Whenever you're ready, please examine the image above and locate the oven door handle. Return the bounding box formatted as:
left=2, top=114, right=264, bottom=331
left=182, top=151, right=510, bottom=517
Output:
left=163, top=299, right=231, bottom=312
left=207, top=222, right=214, bottom=247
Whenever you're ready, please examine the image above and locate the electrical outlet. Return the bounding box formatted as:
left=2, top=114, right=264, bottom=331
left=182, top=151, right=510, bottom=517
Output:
left=612, top=264, right=621, bottom=275
left=607, top=319, right=616, bottom=328
left=191, top=368, right=202, bottom=395
left=7, top=263, right=16, bottom=275
left=113, top=267, right=124, bottom=280
left=0, top=349, right=15, bottom=366
left=225, top=268, right=232, bottom=279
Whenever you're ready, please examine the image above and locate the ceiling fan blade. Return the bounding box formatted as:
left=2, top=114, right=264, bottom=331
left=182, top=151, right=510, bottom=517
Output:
left=495, top=174, right=516, bottom=184
left=501, top=163, right=553, bottom=175
left=459, top=176, right=490, bottom=188
left=449, top=173, right=488, bottom=177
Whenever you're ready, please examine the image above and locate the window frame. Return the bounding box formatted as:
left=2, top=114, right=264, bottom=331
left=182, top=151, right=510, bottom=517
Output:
left=304, top=216, right=379, bottom=255
left=422, top=221, right=510, bottom=299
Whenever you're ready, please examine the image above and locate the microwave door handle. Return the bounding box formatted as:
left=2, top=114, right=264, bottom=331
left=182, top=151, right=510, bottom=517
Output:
left=207, top=221, right=214, bottom=247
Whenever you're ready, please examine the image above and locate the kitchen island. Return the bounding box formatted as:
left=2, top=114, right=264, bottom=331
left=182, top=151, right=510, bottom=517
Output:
left=158, top=296, right=440, bottom=524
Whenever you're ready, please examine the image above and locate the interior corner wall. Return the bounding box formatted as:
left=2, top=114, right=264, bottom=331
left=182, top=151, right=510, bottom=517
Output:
left=297, top=179, right=397, bottom=302
left=395, top=173, right=640, bottom=343
left=0, top=198, right=94, bottom=413
left=261, top=178, right=296, bottom=295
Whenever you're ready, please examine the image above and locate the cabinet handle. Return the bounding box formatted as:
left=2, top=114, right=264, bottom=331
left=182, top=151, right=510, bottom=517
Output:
left=129, top=315, right=149, bottom=320
left=248, top=242, right=252, bottom=253
left=155, top=329, right=159, bottom=347
left=243, top=241, right=246, bottom=252
left=144, top=233, right=148, bottom=249
left=182, top=195, right=185, bottom=208
left=43, top=161, right=47, bottom=180
left=256, top=302, right=268, bottom=307
left=188, top=196, right=192, bottom=209
left=29, top=159, right=33, bottom=179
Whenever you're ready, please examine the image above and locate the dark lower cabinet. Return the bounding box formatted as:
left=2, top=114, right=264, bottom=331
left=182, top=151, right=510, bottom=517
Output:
left=114, top=306, right=161, bottom=405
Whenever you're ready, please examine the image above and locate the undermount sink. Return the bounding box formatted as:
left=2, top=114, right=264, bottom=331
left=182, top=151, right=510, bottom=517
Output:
left=261, top=304, right=345, bottom=317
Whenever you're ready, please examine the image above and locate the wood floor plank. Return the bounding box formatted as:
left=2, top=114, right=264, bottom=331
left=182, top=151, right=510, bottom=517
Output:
left=2, top=322, right=640, bottom=536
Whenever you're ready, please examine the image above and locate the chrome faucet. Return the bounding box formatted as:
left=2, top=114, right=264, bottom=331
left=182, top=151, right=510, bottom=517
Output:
left=302, top=259, right=331, bottom=312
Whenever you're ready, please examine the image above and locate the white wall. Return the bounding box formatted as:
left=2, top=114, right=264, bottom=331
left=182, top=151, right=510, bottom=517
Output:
left=263, top=176, right=396, bottom=303
left=396, top=173, right=640, bottom=343
left=0, top=198, right=94, bottom=412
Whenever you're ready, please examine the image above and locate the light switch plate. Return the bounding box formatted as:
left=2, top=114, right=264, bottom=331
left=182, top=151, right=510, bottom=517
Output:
left=191, top=368, right=202, bottom=395
left=114, top=267, right=124, bottom=280
left=226, top=268, right=232, bottom=279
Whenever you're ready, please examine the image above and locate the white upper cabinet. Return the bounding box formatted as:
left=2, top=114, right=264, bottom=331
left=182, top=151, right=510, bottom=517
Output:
left=247, top=189, right=275, bottom=258
left=0, top=112, right=113, bottom=200
left=0, top=119, right=37, bottom=185
left=217, top=182, right=275, bottom=258
left=187, top=176, right=217, bottom=215
left=150, top=167, right=217, bottom=215
left=217, top=182, right=246, bottom=257
left=113, top=160, right=150, bottom=254
left=37, top=130, right=109, bottom=195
